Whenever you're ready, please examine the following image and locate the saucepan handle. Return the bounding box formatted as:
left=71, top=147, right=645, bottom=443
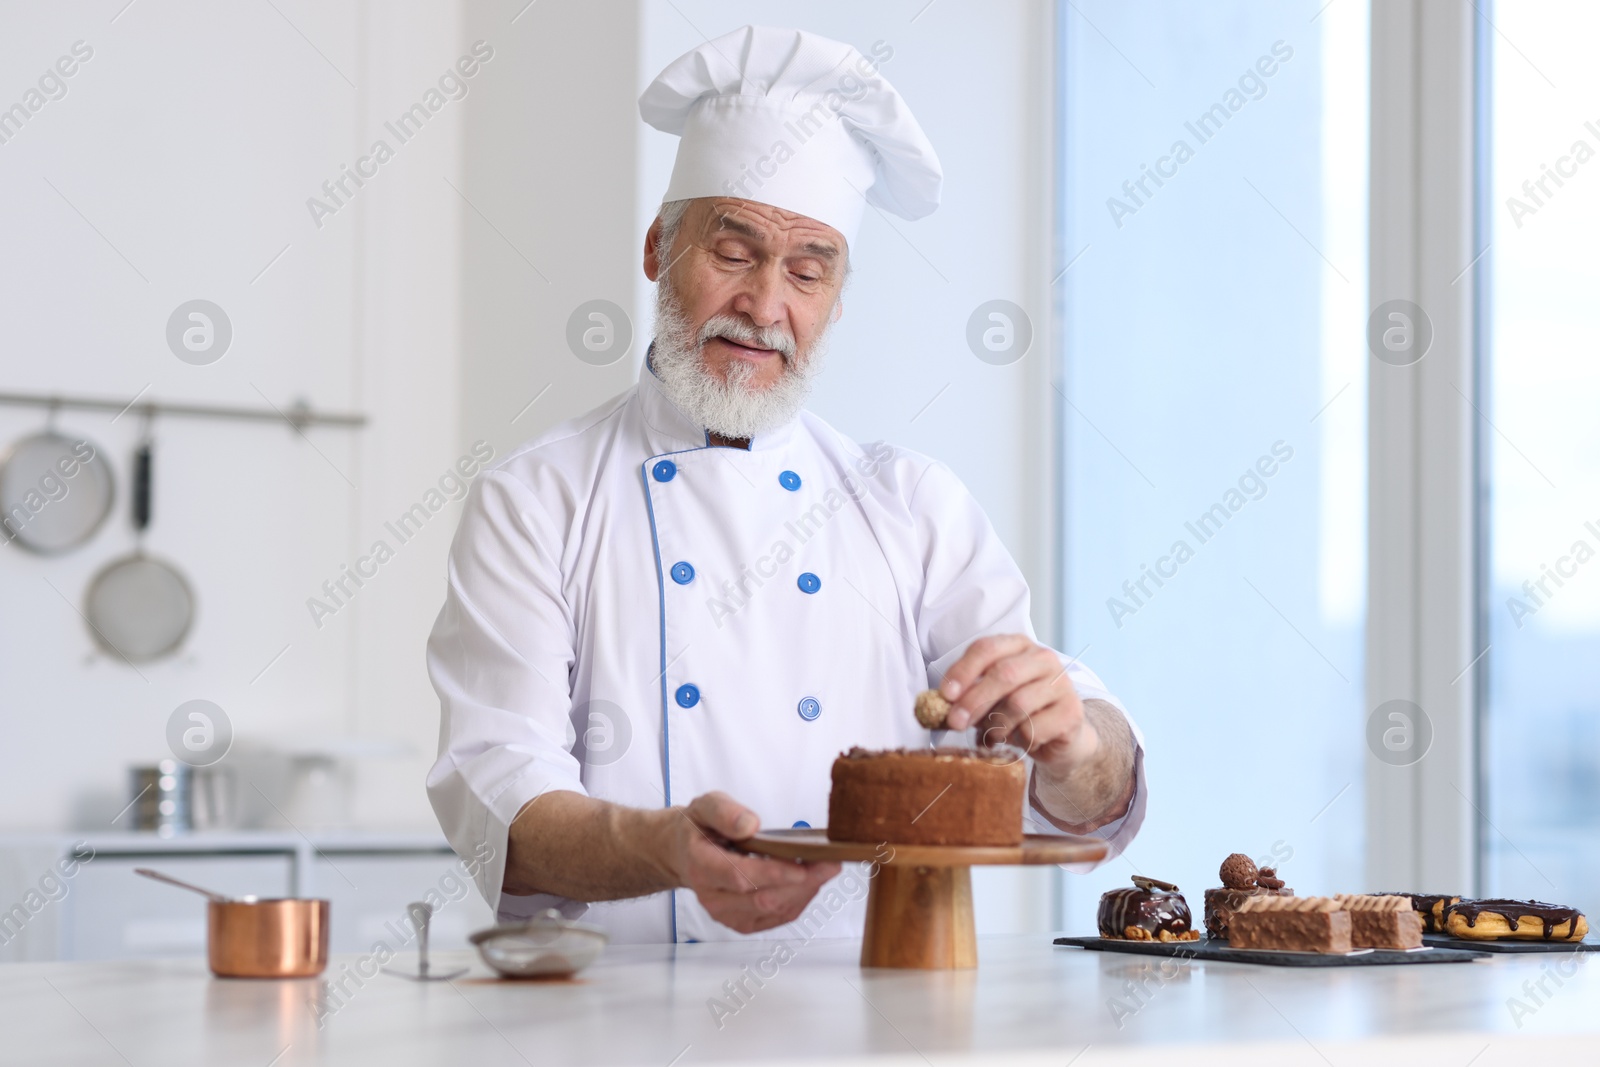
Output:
left=132, top=443, right=152, bottom=533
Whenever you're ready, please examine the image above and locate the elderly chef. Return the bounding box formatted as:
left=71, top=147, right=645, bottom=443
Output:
left=427, top=25, right=1146, bottom=944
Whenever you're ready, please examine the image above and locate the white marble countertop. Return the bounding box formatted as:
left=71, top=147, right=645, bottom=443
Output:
left=2, top=934, right=1596, bottom=1066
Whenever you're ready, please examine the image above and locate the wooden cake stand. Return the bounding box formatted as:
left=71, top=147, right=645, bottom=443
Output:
left=741, top=829, right=1107, bottom=969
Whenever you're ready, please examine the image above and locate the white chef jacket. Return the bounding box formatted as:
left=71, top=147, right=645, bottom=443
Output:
left=426, top=366, right=1146, bottom=944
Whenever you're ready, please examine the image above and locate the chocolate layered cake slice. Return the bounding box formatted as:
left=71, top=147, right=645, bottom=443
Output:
left=1334, top=894, right=1424, bottom=949
left=1227, top=896, right=1352, bottom=954
left=1371, top=892, right=1459, bottom=933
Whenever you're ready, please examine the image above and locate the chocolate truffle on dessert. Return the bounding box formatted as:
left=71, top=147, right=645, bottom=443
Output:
left=1227, top=896, right=1352, bottom=954
left=1203, top=853, right=1294, bottom=939
left=1098, top=876, right=1200, bottom=942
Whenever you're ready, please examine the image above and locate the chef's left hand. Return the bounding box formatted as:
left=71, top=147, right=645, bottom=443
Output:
left=938, top=635, right=1097, bottom=775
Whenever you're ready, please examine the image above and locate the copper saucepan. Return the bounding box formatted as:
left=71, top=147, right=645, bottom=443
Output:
left=136, top=868, right=329, bottom=978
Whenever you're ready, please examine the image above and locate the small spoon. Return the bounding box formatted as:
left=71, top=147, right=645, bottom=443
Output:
left=134, top=867, right=251, bottom=903
left=383, top=901, right=467, bottom=981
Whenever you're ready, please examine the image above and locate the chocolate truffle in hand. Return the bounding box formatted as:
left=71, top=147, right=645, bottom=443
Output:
left=1219, top=853, right=1258, bottom=889
left=914, top=689, right=952, bottom=729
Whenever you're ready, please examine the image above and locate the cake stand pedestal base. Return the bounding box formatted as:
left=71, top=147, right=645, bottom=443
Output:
left=741, top=829, right=1108, bottom=970
left=862, top=863, right=976, bottom=968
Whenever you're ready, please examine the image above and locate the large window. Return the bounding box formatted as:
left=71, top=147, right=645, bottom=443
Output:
left=1057, top=0, right=1369, bottom=919
left=1481, top=1, right=1600, bottom=914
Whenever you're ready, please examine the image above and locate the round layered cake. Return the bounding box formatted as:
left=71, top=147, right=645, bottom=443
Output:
left=826, top=747, right=1026, bottom=847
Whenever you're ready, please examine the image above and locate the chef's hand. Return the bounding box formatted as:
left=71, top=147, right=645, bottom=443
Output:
left=938, top=635, right=1137, bottom=832
left=668, top=792, right=841, bottom=935
left=939, top=634, right=1098, bottom=774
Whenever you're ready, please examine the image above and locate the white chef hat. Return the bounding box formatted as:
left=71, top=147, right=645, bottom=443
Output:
left=639, top=25, right=942, bottom=249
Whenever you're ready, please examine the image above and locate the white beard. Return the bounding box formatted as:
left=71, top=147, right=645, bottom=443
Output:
left=649, top=278, right=830, bottom=440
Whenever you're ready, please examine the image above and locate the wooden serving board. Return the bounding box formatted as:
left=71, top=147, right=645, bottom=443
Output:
left=738, top=828, right=1108, bottom=867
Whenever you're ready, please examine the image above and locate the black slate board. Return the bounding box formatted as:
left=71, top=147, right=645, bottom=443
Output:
left=1054, top=936, right=1491, bottom=967
left=1421, top=933, right=1600, bottom=954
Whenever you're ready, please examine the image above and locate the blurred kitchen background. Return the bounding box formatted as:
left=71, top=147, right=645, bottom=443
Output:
left=1, top=0, right=1594, bottom=961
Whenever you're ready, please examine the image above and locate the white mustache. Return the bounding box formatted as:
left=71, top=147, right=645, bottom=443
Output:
left=697, top=315, right=797, bottom=361
left=651, top=277, right=829, bottom=438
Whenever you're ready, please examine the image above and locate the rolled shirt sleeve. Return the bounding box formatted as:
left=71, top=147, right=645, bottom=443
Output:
left=425, top=469, right=587, bottom=920
left=1025, top=664, right=1148, bottom=872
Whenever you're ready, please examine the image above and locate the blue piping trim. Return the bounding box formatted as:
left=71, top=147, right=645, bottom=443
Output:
left=640, top=458, right=672, bottom=943
left=641, top=442, right=716, bottom=944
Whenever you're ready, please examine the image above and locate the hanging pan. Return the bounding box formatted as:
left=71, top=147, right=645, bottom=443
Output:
left=85, top=435, right=195, bottom=663
left=0, top=413, right=115, bottom=554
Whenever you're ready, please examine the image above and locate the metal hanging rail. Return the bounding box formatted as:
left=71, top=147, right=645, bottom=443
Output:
left=0, top=390, right=366, bottom=429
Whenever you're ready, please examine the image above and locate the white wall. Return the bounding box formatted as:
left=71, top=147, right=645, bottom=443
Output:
left=456, top=0, right=642, bottom=456
left=0, top=0, right=465, bottom=832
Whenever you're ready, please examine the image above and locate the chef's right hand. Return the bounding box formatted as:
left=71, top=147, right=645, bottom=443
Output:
left=668, top=791, right=840, bottom=934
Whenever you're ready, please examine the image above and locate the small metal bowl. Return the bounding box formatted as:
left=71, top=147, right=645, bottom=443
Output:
left=469, top=909, right=608, bottom=978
